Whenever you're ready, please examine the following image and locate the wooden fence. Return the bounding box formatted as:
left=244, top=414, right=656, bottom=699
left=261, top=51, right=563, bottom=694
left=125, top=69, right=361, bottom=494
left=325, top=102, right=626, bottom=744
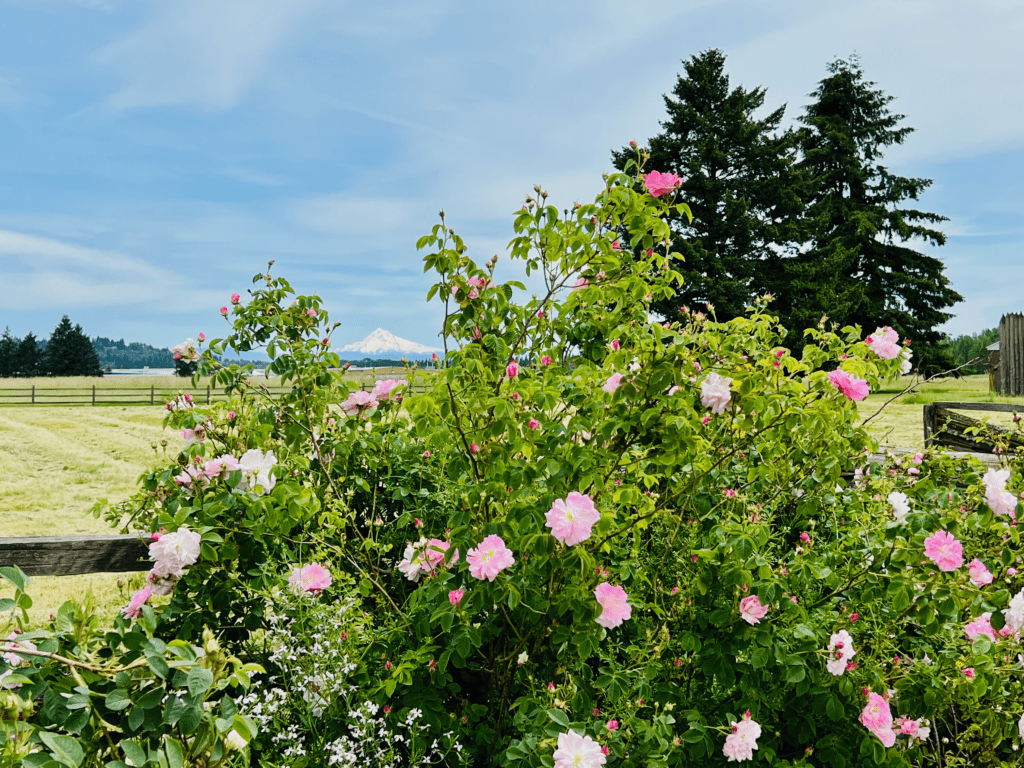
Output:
left=0, top=535, right=149, bottom=576
left=996, top=314, right=1024, bottom=396
left=0, top=380, right=428, bottom=407
left=923, top=401, right=1024, bottom=453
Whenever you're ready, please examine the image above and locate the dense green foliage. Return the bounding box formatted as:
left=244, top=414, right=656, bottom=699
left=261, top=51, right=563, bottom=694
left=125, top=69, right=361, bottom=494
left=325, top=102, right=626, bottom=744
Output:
left=4, top=163, right=1023, bottom=768
left=40, top=317, right=103, bottom=378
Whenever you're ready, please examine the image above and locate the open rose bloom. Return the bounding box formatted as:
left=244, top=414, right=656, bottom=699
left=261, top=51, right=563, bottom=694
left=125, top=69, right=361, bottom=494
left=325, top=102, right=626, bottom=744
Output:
left=865, top=327, right=901, bottom=360
left=289, top=563, right=332, bottom=594
left=860, top=692, right=895, bottom=747
left=739, top=595, right=768, bottom=625
left=594, top=583, right=631, bottom=628
left=466, top=535, right=515, bottom=581
left=722, top=713, right=761, bottom=762
left=545, top=492, right=601, bottom=546
left=924, top=530, right=963, bottom=572
left=827, top=369, right=870, bottom=401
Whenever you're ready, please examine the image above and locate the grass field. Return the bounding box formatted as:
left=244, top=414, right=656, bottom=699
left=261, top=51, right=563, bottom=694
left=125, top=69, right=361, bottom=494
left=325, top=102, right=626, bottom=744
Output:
left=2, top=373, right=1018, bottom=626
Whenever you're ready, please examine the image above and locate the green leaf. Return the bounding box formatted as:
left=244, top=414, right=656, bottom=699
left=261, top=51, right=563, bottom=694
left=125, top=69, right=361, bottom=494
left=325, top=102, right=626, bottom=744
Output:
left=120, top=740, right=147, bottom=767
left=39, top=732, right=85, bottom=767
left=187, top=666, right=214, bottom=697
left=105, top=689, right=132, bottom=712
left=0, top=565, right=29, bottom=592
left=546, top=709, right=571, bottom=729
left=164, top=737, right=185, bottom=768
left=826, top=696, right=844, bottom=722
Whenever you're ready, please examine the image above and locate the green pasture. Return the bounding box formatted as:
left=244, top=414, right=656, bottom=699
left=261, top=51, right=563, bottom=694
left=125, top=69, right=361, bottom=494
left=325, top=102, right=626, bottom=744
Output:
left=2, top=373, right=1018, bottom=625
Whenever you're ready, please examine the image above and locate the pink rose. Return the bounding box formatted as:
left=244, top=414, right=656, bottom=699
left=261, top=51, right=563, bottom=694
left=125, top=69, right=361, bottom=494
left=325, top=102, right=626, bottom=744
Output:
left=739, top=595, right=768, bottom=625
left=219, top=306, right=228, bottom=316
left=924, top=530, right=963, bottom=571
left=700, top=372, right=732, bottom=414
left=606, top=720, right=618, bottom=731
left=371, top=379, right=407, bottom=402
left=422, top=539, right=459, bottom=572
left=964, top=612, right=998, bottom=642
left=507, top=361, right=519, bottom=378
left=860, top=692, right=895, bottom=747
left=594, top=582, right=631, bottom=628
left=470, top=443, right=480, bottom=454
left=866, top=327, right=901, bottom=360
left=722, top=714, right=761, bottom=762
left=546, top=492, right=602, bottom=546
left=231, top=293, right=240, bottom=304
left=611, top=339, right=620, bottom=351
left=121, top=586, right=152, bottom=620
left=828, top=369, right=870, bottom=401
left=448, top=589, right=464, bottom=606
left=643, top=170, right=683, bottom=197
left=529, top=418, right=540, bottom=430
left=611, top=240, right=621, bottom=251
left=340, top=390, right=378, bottom=417
left=466, top=535, right=515, bottom=581
left=969, top=558, right=994, bottom=587
left=603, top=372, right=623, bottom=394
left=289, top=563, right=332, bottom=594
left=541, top=355, right=553, bottom=366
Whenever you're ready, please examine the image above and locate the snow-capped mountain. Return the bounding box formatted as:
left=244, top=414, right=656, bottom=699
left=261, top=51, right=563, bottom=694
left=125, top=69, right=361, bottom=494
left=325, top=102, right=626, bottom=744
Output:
left=336, top=328, right=441, bottom=358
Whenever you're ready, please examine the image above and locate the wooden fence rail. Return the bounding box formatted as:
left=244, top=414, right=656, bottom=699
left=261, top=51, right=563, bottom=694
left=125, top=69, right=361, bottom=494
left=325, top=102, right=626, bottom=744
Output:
left=0, top=535, right=149, bottom=577
left=923, top=401, right=1024, bottom=453
left=0, top=381, right=429, bottom=407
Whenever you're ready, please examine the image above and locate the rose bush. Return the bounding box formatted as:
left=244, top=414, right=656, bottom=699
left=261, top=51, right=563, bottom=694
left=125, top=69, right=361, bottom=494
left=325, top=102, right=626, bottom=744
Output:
left=5, top=150, right=1024, bottom=767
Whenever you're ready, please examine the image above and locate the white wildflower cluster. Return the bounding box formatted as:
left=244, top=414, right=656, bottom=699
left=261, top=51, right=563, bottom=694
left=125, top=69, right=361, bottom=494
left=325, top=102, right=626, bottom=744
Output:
left=325, top=703, right=465, bottom=767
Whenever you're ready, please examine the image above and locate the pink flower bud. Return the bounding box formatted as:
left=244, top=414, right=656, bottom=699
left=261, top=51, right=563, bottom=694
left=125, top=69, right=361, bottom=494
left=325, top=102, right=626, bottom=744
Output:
left=231, top=293, right=240, bottom=304
left=219, top=306, right=228, bottom=316
left=506, top=361, right=519, bottom=378
left=606, top=720, right=619, bottom=731
left=448, top=589, right=464, bottom=606
left=541, top=355, right=552, bottom=366
left=470, top=443, right=480, bottom=454
left=528, top=418, right=540, bottom=430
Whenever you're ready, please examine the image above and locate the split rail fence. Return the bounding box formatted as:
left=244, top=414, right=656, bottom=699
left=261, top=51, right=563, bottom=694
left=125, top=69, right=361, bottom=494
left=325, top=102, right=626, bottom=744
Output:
left=0, top=380, right=429, bottom=407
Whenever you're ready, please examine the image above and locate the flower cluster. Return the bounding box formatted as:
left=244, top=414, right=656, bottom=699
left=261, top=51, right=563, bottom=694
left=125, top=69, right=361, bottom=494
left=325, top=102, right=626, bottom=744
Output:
left=122, top=527, right=203, bottom=617
left=826, top=630, right=856, bottom=676
left=722, top=712, right=761, bottom=762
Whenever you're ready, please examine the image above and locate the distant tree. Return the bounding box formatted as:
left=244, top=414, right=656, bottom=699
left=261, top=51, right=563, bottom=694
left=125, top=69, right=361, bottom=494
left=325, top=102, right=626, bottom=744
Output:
left=0, top=328, right=18, bottom=377
left=941, top=328, right=998, bottom=374
left=42, top=316, right=103, bottom=377
left=16, top=332, right=42, bottom=376
left=611, top=49, right=807, bottom=324
left=792, top=56, right=962, bottom=371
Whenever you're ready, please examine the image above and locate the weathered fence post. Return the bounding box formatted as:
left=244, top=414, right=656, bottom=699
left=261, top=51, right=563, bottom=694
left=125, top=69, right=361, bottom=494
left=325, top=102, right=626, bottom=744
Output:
left=999, top=314, right=1024, bottom=396
left=923, top=404, right=934, bottom=448
left=151, top=385, right=155, bottom=405
left=31, top=385, right=35, bottom=404
left=206, top=386, right=211, bottom=404
left=92, top=385, right=96, bottom=406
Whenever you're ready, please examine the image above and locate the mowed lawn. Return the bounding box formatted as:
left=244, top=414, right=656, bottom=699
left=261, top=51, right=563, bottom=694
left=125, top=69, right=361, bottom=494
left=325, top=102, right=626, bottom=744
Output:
left=2, top=372, right=1018, bottom=625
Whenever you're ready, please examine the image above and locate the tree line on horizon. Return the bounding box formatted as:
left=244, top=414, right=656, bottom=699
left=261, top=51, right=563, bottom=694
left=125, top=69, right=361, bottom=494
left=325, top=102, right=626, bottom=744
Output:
left=0, top=316, right=270, bottom=378
left=612, top=51, right=963, bottom=373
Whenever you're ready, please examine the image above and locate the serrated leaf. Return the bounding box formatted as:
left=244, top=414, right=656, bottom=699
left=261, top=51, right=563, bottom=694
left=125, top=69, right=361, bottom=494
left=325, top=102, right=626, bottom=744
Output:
left=546, top=709, right=570, bottom=729
left=39, top=732, right=85, bottom=767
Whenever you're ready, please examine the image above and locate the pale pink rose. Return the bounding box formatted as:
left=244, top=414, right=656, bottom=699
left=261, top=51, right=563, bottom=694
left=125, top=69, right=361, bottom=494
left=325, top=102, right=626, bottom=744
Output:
left=180, top=428, right=202, bottom=446
left=448, top=589, right=464, bottom=606
left=860, top=692, right=895, bottom=747
left=722, top=715, right=761, bottom=762
left=739, top=595, right=768, bottom=625
left=572, top=277, right=589, bottom=291
left=506, top=361, right=519, bottom=378
left=371, top=379, right=407, bottom=402
left=899, top=717, right=930, bottom=742
left=1, top=633, right=37, bottom=667
left=553, top=730, right=606, bottom=768
left=826, top=629, right=856, bottom=676
left=594, top=582, right=631, bottom=628
left=603, top=372, right=623, bottom=394
left=467, top=276, right=494, bottom=292
left=341, top=389, right=378, bottom=417
left=171, top=338, right=200, bottom=363
left=865, top=327, right=901, bottom=360
left=466, top=535, right=515, bottom=581
left=828, top=369, right=870, bottom=401
left=146, top=570, right=178, bottom=596
left=203, top=454, right=240, bottom=479
left=231, top=293, right=240, bottom=304
left=983, top=468, right=1017, bottom=517
left=529, top=419, right=540, bottom=429
left=121, top=586, right=152, bottom=620
left=149, top=528, right=202, bottom=577
left=541, top=355, right=553, bottom=366
left=398, top=539, right=428, bottom=582
left=422, top=538, right=459, bottom=572
left=700, top=372, right=732, bottom=414
left=924, top=530, right=963, bottom=571
left=289, top=563, right=332, bottom=594
left=174, top=465, right=206, bottom=489
left=545, top=492, right=602, bottom=546
left=969, top=558, right=994, bottom=587
left=965, top=612, right=998, bottom=642
left=238, top=448, right=277, bottom=494
left=643, top=170, right=683, bottom=197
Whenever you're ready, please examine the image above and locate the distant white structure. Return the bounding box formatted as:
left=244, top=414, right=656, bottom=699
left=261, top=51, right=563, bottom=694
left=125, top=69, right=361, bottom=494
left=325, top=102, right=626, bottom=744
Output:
left=337, top=328, right=441, bottom=358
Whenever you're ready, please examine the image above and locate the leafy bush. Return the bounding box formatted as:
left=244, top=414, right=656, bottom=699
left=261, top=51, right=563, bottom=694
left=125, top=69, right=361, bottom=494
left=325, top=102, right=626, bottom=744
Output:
left=6, top=155, right=1024, bottom=767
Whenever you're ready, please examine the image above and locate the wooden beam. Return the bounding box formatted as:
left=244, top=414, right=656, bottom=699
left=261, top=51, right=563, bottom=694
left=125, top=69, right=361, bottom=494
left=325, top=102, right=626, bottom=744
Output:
left=0, top=534, right=150, bottom=577
left=931, top=401, right=1022, bottom=414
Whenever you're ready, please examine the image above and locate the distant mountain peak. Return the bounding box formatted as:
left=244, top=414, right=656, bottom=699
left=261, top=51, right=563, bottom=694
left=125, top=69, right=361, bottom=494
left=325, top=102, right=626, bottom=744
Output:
left=338, top=328, right=441, bottom=355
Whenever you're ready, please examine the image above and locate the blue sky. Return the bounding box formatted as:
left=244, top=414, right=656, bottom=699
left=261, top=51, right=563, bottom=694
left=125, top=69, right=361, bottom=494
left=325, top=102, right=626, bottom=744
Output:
left=0, top=0, right=1021, bottom=350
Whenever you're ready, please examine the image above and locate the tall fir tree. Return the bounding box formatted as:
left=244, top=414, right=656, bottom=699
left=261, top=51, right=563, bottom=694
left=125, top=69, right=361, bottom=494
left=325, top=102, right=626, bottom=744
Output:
left=16, top=332, right=42, bottom=376
left=793, top=56, right=961, bottom=371
left=0, top=328, right=18, bottom=377
left=42, top=316, right=103, bottom=376
left=612, top=49, right=807, bottom=324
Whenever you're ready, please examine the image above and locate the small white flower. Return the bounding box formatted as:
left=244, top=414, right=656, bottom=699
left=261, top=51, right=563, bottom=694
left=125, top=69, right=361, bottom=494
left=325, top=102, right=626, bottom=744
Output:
left=517, top=651, right=528, bottom=666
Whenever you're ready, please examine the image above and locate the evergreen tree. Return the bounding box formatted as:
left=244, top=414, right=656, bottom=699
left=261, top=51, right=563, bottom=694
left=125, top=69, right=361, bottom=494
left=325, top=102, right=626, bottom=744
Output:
left=0, top=328, right=18, bottom=377
left=793, top=56, right=962, bottom=371
left=16, top=332, right=42, bottom=376
left=611, top=49, right=807, bottom=324
left=42, top=316, right=103, bottom=376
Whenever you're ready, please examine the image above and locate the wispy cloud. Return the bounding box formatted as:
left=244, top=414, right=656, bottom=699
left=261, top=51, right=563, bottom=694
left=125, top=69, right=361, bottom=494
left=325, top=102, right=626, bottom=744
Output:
left=95, top=0, right=322, bottom=111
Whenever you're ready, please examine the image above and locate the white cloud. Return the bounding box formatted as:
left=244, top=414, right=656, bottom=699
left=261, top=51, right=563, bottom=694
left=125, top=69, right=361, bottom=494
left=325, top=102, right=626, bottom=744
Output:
left=0, top=227, right=220, bottom=311
left=96, top=0, right=322, bottom=110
